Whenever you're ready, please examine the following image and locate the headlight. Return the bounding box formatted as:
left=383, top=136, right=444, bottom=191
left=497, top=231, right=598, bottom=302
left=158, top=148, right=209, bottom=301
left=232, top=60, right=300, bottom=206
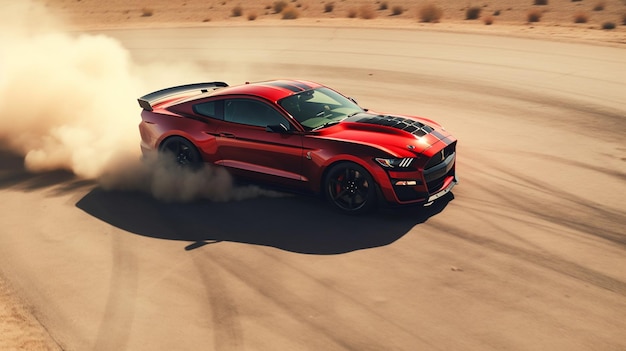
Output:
left=375, top=157, right=414, bottom=169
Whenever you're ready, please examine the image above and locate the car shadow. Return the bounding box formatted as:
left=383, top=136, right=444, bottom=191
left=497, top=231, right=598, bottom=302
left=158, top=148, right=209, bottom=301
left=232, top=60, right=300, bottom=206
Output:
left=76, top=187, right=454, bottom=255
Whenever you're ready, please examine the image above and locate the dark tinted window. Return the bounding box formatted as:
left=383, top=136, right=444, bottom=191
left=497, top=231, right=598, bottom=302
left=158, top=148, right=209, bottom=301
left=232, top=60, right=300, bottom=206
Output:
left=224, top=99, right=290, bottom=129
left=194, top=101, right=217, bottom=118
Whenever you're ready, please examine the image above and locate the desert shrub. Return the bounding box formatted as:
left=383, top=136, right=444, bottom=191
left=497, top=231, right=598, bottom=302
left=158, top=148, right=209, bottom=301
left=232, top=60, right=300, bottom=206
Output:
left=359, top=5, right=377, bottom=19
left=391, top=5, right=403, bottom=16
left=622, top=13, right=626, bottom=25
left=466, top=6, right=481, bottom=20
left=379, top=1, right=388, bottom=10
left=273, top=1, right=288, bottom=13
left=573, top=11, right=588, bottom=23
left=232, top=5, right=243, bottom=17
left=602, top=21, right=615, bottom=29
left=593, top=2, right=605, bottom=11
left=571, top=0, right=582, bottom=2
left=493, top=9, right=501, bottom=16
left=527, top=8, right=542, bottom=22
left=534, top=0, right=548, bottom=5
left=347, top=8, right=357, bottom=18
left=140, top=8, right=153, bottom=17
left=281, top=6, right=299, bottom=19
left=248, top=12, right=257, bottom=20
left=324, top=2, right=334, bottom=13
left=483, top=15, right=494, bottom=25
left=418, top=3, right=443, bottom=22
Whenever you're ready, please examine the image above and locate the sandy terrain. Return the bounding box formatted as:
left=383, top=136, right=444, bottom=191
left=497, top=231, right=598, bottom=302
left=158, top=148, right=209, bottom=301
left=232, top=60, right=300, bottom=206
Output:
left=44, top=0, right=626, bottom=45
left=1, top=0, right=625, bottom=350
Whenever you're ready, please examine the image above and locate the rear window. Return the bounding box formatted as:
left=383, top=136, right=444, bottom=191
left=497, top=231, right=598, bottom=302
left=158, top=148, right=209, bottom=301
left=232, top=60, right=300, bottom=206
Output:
left=193, top=101, right=217, bottom=118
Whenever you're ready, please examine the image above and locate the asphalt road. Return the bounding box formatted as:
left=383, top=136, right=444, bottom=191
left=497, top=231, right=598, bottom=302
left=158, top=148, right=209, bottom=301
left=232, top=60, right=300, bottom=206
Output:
left=1, top=26, right=625, bottom=350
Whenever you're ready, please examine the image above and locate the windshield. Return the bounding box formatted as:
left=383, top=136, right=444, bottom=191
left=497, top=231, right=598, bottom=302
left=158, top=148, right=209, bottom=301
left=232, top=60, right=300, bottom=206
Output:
left=278, top=87, right=363, bottom=130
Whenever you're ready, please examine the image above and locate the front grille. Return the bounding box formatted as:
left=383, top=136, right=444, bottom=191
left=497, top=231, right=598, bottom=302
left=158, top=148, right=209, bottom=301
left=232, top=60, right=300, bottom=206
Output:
left=392, top=186, right=428, bottom=202
left=424, top=141, right=456, bottom=193
left=426, top=177, right=446, bottom=193
left=425, top=141, right=457, bottom=170
left=356, top=115, right=434, bottom=137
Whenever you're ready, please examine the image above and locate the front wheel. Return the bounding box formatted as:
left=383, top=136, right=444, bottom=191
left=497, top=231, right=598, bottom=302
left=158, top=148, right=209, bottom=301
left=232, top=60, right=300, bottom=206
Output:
left=159, top=136, right=203, bottom=170
left=324, top=162, right=377, bottom=214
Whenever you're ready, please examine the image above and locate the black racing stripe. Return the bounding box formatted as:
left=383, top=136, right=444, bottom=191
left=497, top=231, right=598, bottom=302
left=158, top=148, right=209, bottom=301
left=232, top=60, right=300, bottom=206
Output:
left=431, top=130, right=447, bottom=141
left=291, top=81, right=313, bottom=90
left=264, top=81, right=306, bottom=93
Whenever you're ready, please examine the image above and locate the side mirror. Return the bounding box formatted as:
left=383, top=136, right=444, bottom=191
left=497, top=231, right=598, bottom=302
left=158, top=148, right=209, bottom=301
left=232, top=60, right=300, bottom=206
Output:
left=265, top=123, right=290, bottom=133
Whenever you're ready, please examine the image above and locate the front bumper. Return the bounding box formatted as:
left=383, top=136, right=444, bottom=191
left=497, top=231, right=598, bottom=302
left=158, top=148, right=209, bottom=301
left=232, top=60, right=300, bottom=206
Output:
left=379, top=149, right=457, bottom=206
left=427, top=176, right=457, bottom=203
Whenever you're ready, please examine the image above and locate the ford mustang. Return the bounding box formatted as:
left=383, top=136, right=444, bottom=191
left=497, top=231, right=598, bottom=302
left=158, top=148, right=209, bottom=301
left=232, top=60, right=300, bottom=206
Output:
left=137, top=79, right=457, bottom=214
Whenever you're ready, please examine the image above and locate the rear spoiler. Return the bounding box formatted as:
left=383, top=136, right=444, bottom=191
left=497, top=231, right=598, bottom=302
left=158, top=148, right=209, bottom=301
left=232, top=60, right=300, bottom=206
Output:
left=137, top=81, right=228, bottom=111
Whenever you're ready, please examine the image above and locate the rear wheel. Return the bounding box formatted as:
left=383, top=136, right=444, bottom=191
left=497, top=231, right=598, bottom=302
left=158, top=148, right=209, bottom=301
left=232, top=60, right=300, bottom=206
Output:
left=324, top=162, right=377, bottom=214
left=159, top=136, right=202, bottom=170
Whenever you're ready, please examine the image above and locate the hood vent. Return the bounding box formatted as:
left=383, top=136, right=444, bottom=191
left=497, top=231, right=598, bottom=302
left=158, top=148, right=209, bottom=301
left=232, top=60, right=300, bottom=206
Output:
left=353, top=114, right=434, bottom=137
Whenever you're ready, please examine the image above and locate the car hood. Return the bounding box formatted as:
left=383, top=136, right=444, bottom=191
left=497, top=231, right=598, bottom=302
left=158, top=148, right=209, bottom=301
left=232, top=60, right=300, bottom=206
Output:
left=314, top=112, right=455, bottom=157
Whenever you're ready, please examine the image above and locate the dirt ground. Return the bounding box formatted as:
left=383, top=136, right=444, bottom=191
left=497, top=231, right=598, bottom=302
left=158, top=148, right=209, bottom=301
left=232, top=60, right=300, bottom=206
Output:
left=1, top=0, right=625, bottom=350
left=43, top=0, right=626, bottom=45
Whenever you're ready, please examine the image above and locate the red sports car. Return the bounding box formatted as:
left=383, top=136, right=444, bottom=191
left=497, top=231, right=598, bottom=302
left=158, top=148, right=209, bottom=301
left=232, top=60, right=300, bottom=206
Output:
left=138, top=79, right=457, bottom=214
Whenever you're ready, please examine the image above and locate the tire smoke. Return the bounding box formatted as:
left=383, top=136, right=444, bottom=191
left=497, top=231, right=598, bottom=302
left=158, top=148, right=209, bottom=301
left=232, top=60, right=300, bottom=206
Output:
left=99, top=152, right=285, bottom=202
left=0, top=1, right=284, bottom=202
left=0, top=1, right=140, bottom=179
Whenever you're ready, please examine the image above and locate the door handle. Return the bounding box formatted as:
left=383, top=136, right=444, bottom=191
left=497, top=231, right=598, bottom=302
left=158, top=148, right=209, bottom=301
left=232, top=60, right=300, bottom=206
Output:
left=219, top=132, right=236, bottom=138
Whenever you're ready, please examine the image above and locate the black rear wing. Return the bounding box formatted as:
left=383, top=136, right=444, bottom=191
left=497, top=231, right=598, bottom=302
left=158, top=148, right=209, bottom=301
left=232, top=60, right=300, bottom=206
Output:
left=137, top=81, right=228, bottom=111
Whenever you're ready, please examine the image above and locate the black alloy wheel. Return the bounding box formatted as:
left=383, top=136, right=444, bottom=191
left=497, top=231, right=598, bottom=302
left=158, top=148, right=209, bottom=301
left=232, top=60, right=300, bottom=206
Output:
left=324, top=162, right=377, bottom=214
left=159, top=136, right=202, bottom=170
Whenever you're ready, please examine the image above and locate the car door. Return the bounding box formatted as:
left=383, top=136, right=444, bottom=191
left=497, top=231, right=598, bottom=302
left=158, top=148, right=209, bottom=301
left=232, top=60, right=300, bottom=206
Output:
left=214, top=97, right=306, bottom=187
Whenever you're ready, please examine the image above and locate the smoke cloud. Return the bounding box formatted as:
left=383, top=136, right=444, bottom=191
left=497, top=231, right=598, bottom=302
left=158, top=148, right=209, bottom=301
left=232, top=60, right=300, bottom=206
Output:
left=0, top=1, right=140, bottom=178
left=99, top=152, right=285, bottom=202
left=0, top=1, right=283, bottom=202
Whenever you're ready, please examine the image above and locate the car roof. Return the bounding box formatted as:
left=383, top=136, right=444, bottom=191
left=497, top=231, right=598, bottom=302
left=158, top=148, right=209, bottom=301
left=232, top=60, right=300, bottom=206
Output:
left=207, top=79, right=324, bottom=102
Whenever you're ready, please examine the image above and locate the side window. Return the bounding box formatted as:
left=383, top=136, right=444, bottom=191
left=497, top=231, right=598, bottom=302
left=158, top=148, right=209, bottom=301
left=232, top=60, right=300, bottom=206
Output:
left=224, top=99, right=290, bottom=129
left=193, top=101, right=218, bottom=119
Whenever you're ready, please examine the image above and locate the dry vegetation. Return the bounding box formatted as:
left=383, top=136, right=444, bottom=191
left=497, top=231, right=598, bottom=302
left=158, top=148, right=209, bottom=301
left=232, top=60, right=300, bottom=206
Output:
left=391, top=5, right=404, bottom=16
left=574, top=11, right=589, bottom=23
left=418, top=3, right=443, bottom=23
left=281, top=6, right=300, bottom=19
left=466, top=6, right=482, bottom=20
left=140, top=7, right=153, bottom=17
left=358, top=5, right=377, bottom=19
left=40, top=0, right=626, bottom=34
left=527, top=8, right=543, bottom=22
left=231, top=5, right=243, bottom=17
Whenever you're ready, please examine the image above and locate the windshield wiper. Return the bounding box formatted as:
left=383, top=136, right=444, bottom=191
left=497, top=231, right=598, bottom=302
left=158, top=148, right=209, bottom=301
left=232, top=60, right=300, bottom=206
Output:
left=312, top=112, right=361, bottom=131
left=312, top=120, right=341, bottom=131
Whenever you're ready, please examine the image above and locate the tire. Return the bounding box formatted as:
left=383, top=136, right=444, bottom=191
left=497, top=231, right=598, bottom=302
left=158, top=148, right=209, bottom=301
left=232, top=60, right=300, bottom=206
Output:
left=159, top=136, right=203, bottom=170
left=324, top=162, right=377, bottom=214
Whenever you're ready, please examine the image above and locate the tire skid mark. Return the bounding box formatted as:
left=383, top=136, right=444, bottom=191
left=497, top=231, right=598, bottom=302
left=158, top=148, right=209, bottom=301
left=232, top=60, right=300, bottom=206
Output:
left=190, top=250, right=244, bottom=350
left=461, top=157, right=626, bottom=247
left=194, top=247, right=444, bottom=351
left=92, top=233, right=138, bottom=351
left=446, top=152, right=626, bottom=295
left=433, top=220, right=626, bottom=297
